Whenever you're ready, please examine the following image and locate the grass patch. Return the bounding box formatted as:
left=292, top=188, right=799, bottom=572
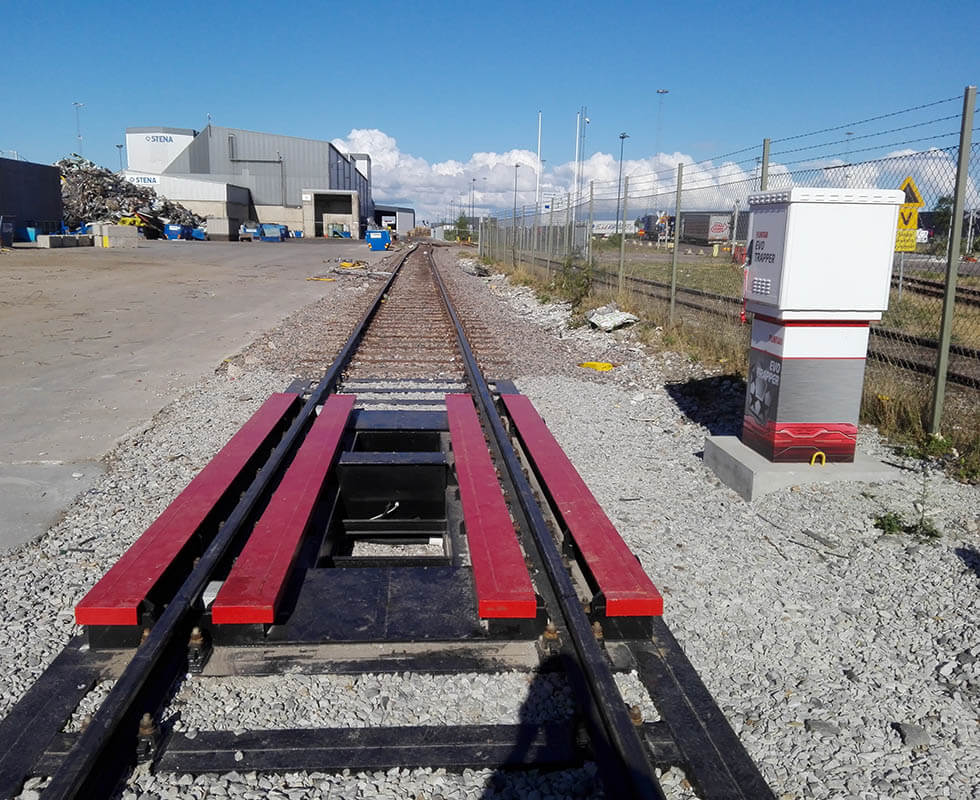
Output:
left=862, top=366, right=980, bottom=483
left=881, top=290, right=980, bottom=348
left=874, top=511, right=941, bottom=538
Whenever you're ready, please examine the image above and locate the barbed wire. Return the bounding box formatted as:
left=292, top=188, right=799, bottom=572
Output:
left=769, top=95, right=962, bottom=144
left=775, top=131, right=962, bottom=167
left=770, top=114, right=963, bottom=157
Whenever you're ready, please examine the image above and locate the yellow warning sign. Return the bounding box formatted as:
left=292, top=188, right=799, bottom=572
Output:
left=895, top=176, right=924, bottom=252
left=895, top=230, right=917, bottom=251
left=899, top=176, right=924, bottom=208
left=897, top=207, right=918, bottom=231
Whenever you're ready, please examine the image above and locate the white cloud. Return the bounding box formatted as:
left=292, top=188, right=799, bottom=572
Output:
left=331, top=128, right=969, bottom=223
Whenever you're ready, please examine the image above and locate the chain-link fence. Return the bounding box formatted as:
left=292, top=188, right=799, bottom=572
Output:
left=479, top=95, right=979, bottom=452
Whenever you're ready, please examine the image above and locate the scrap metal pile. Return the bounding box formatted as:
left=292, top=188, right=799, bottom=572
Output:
left=58, top=156, right=203, bottom=230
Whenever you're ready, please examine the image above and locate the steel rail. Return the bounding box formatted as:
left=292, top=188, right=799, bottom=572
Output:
left=425, top=249, right=665, bottom=800
left=41, top=246, right=416, bottom=799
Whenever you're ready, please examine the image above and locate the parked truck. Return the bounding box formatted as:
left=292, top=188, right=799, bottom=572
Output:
left=680, top=213, right=731, bottom=244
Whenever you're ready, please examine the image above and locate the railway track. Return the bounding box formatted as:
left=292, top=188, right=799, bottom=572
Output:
left=890, top=273, right=980, bottom=308
left=0, top=245, right=774, bottom=799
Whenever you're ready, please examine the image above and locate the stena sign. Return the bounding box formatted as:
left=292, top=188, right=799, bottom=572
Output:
left=127, top=174, right=159, bottom=185
left=126, top=129, right=195, bottom=174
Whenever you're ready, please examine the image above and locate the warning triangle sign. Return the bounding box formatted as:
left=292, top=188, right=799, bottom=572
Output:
left=899, top=176, right=924, bottom=207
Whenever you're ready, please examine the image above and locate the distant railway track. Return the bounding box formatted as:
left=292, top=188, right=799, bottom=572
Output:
left=891, top=273, right=980, bottom=307
left=0, top=245, right=774, bottom=800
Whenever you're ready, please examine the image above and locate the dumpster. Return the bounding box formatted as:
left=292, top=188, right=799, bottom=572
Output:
left=165, top=224, right=193, bottom=240
left=259, top=223, right=284, bottom=242
left=366, top=229, right=391, bottom=251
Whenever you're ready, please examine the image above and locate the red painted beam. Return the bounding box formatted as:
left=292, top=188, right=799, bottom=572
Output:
left=211, top=394, right=355, bottom=625
left=446, top=394, right=537, bottom=618
left=501, top=394, right=663, bottom=617
left=75, top=393, right=300, bottom=626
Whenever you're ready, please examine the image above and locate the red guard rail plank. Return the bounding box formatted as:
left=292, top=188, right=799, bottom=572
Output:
left=211, top=394, right=356, bottom=624
left=501, top=394, right=663, bottom=617
left=75, top=392, right=300, bottom=626
left=446, top=394, right=537, bottom=618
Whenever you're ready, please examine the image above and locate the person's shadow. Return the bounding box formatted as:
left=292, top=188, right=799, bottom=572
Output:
left=477, top=655, right=603, bottom=799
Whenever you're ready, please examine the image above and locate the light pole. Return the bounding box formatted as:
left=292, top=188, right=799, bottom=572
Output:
left=615, top=132, right=629, bottom=236
left=579, top=111, right=590, bottom=200
left=72, top=101, right=85, bottom=157
left=116, top=144, right=124, bottom=171
left=470, top=177, right=476, bottom=221
left=535, top=111, right=542, bottom=209
left=655, top=89, right=669, bottom=154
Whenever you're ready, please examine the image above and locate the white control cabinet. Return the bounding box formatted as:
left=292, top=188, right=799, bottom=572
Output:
left=744, top=188, right=904, bottom=320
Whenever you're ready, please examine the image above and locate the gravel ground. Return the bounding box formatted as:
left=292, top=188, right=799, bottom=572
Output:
left=433, top=248, right=979, bottom=800
left=4, top=243, right=978, bottom=799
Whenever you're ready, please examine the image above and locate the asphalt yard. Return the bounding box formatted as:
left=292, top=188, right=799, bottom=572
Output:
left=0, top=238, right=387, bottom=551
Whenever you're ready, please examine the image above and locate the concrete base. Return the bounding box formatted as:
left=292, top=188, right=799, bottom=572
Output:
left=704, top=435, right=898, bottom=501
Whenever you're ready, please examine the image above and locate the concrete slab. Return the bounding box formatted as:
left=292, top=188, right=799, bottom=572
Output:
left=704, top=434, right=899, bottom=502
left=0, top=462, right=105, bottom=551
left=0, top=239, right=391, bottom=552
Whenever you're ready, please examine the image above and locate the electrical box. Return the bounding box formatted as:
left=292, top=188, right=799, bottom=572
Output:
left=744, top=188, right=904, bottom=320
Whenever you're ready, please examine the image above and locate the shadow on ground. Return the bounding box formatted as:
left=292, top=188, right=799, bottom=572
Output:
left=665, top=374, right=746, bottom=437
left=955, top=546, right=980, bottom=580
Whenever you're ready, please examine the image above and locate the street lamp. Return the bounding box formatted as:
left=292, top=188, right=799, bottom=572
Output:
left=72, top=101, right=85, bottom=158
left=116, top=144, right=124, bottom=171
left=655, top=89, right=669, bottom=154
left=615, top=133, right=629, bottom=236
left=470, top=177, right=476, bottom=221
left=579, top=113, right=590, bottom=200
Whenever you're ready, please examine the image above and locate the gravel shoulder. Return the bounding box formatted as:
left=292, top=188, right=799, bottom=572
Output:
left=2, top=243, right=977, bottom=800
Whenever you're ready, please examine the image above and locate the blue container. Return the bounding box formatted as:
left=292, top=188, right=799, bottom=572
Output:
left=191, top=227, right=206, bottom=240
left=165, top=224, right=193, bottom=240
left=365, top=229, right=391, bottom=251
left=259, top=223, right=283, bottom=242
left=292, top=230, right=304, bottom=239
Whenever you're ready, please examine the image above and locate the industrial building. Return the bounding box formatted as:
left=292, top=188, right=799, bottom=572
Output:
left=373, top=204, right=415, bottom=234
left=0, top=157, right=63, bottom=243
left=123, top=125, right=412, bottom=240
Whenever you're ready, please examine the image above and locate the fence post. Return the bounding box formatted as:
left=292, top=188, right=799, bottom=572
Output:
left=930, top=84, right=976, bottom=434
left=669, top=163, right=684, bottom=325
left=546, top=201, right=554, bottom=275
left=618, top=176, right=629, bottom=293
left=517, top=206, right=525, bottom=270
left=760, top=138, right=770, bottom=190
left=587, top=181, right=594, bottom=270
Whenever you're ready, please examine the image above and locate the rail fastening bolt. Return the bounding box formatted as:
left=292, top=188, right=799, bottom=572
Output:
left=543, top=622, right=559, bottom=640
left=629, top=705, right=643, bottom=726
left=592, top=621, right=604, bottom=640
left=138, top=712, right=157, bottom=738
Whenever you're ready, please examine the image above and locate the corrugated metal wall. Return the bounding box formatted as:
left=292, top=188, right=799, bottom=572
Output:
left=0, top=158, right=62, bottom=224
left=157, top=125, right=373, bottom=225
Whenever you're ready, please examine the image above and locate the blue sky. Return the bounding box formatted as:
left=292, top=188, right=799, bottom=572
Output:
left=2, top=0, right=977, bottom=220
